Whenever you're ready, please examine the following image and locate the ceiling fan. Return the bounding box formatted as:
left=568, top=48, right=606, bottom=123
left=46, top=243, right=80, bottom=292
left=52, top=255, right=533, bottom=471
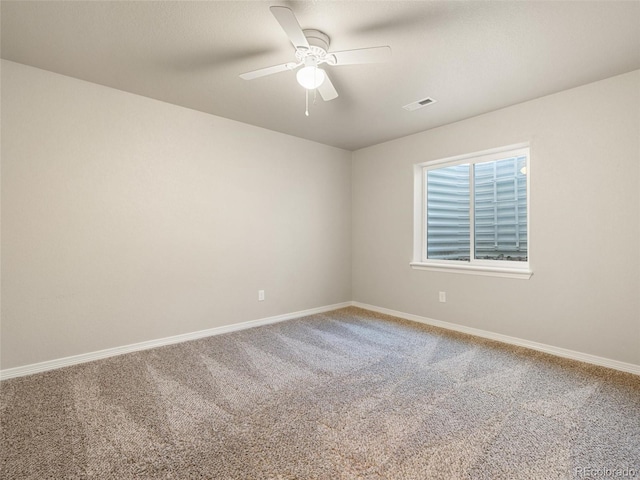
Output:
left=240, top=6, right=391, bottom=115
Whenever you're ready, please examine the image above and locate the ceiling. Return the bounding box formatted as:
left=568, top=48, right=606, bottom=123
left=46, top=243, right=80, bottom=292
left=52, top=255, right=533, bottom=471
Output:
left=2, top=1, right=639, bottom=151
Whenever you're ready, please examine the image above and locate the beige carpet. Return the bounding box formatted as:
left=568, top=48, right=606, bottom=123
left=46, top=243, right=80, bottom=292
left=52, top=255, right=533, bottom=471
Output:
left=1, top=307, right=639, bottom=479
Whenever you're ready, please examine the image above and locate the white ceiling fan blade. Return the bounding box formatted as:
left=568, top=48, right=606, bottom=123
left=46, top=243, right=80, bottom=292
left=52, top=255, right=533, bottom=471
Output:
left=318, top=73, right=338, bottom=101
left=270, top=6, right=309, bottom=50
left=330, top=46, right=392, bottom=65
left=240, top=62, right=296, bottom=80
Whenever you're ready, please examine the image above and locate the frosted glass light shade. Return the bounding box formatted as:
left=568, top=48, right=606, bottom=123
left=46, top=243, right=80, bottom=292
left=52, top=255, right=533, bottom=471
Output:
left=296, top=66, right=326, bottom=89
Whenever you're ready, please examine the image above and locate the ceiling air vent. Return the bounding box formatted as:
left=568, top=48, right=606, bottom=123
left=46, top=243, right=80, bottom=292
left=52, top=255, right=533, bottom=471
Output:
left=403, top=97, right=437, bottom=111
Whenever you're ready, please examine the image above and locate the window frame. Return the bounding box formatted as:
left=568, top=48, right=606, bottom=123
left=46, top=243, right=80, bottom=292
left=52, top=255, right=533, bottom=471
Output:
left=411, top=143, right=532, bottom=279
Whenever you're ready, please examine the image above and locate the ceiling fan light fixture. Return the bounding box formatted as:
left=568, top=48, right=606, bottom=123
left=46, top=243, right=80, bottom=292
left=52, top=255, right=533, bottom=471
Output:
left=296, top=66, right=326, bottom=89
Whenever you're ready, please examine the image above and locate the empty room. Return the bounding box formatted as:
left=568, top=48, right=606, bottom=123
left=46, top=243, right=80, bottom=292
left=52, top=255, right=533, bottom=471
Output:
left=1, top=1, right=639, bottom=478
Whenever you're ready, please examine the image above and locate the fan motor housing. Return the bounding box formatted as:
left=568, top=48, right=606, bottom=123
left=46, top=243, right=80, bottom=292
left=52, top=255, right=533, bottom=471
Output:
left=296, top=29, right=330, bottom=59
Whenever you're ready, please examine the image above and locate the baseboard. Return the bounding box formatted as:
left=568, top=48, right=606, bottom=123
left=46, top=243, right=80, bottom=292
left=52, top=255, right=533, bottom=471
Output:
left=351, top=302, right=640, bottom=376
left=0, top=301, right=352, bottom=381
left=4, top=300, right=637, bottom=380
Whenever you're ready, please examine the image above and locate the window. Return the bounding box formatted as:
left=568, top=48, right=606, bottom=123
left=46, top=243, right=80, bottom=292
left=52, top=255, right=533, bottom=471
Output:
left=412, top=144, right=531, bottom=279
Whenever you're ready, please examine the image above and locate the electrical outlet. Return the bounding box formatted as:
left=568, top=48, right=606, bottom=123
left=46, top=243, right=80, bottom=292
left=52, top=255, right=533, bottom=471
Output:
left=439, top=291, right=446, bottom=303
left=258, top=290, right=265, bottom=301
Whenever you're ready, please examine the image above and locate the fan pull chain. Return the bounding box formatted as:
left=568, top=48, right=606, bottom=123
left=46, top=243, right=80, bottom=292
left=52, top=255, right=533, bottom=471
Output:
left=313, top=68, right=318, bottom=105
left=305, top=89, right=309, bottom=116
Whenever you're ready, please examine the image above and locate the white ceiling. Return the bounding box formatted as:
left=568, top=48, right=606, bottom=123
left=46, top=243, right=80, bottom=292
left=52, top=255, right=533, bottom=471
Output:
left=2, top=1, right=639, bottom=151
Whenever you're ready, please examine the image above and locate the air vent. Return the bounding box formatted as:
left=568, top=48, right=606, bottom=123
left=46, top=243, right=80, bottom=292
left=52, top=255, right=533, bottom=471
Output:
left=403, top=97, right=437, bottom=111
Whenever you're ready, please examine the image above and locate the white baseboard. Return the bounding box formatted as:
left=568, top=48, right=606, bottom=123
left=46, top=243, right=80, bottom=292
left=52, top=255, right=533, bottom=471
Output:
left=351, top=302, right=640, bottom=376
left=3, top=300, right=638, bottom=380
left=0, top=302, right=352, bottom=381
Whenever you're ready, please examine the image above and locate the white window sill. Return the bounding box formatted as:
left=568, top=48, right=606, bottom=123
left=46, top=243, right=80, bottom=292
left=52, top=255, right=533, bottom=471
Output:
left=410, top=262, right=532, bottom=280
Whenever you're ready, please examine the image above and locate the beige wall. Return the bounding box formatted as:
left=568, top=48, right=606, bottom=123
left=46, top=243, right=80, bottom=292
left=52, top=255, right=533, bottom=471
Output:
left=2, top=59, right=638, bottom=372
left=1, top=60, right=352, bottom=369
left=352, top=70, right=640, bottom=365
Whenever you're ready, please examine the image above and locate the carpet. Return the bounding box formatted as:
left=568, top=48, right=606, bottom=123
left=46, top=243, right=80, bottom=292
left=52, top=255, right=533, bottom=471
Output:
left=1, top=307, right=639, bottom=479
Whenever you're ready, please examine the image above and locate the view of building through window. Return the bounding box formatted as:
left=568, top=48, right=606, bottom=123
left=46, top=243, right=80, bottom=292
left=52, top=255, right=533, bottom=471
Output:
left=426, top=164, right=470, bottom=260
left=474, top=156, right=527, bottom=261
left=425, top=153, right=527, bottom=262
